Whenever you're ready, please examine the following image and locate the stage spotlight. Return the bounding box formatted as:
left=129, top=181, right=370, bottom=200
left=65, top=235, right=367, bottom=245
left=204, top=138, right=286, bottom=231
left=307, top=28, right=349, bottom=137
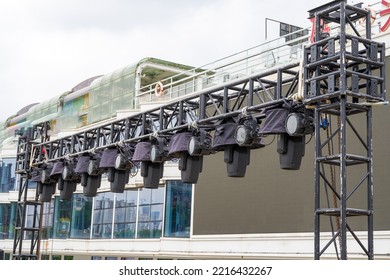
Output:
left=224, top=145, right=250, bottom=177
left=277, top=134, right=305, bottom=170
left=100, top=148, right=118, bottom=185
left=188, top=131, right=213, bottom=156
left=60, top=161, right=80, bottom=201
left=73, top=154, right=102, bottom=197
left=213, top=122, right=251, bottom=177
left=110, top=150, right=134, bottom=193
left=168, top=132, right=204, bottom=183
left=37, top=182, right=56, bottom=202
left=30, top=165, right=56, bottom=202
left=150, top=138, right=169, bottom=163
left=75, top=155, right=90, bottom=186
left=30, top=167, right=56, bottom=202
left=285, top=112, right=313, bottom=137
left=40, top=164, right=55, bottom=184
left=178, top=152, right=203, bottom=183
left=234, top=115, right=259, bottom=146
left=133, top=141, right=163, bottom=189
left=141, top=161, right=164, bottom=189
left=84, top=175, right=102, bottom=197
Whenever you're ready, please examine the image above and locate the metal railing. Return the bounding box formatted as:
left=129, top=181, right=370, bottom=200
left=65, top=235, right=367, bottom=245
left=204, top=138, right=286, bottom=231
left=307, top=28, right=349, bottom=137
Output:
left=137, top=27, right=311, bottom=103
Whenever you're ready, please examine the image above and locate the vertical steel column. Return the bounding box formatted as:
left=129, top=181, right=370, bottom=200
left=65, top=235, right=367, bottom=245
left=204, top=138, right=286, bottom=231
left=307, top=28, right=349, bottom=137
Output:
left=338, top=2, right=347, bottom=259
left=367, top=107, right=374, bottom=259
left=314, top=108, right=321, bottom=260
left=306, top=0, right=384, bottom=260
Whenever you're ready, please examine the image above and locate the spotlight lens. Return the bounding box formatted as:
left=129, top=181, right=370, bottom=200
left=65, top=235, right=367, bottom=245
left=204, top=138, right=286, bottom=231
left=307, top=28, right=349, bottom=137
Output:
left=150, top=145, right=159, bottom=162
left=285, top=113, right=305, bottom=136
left=115, top=154, right=124, bottom=169
left=62, top=166, right=69, bottom=180
left=235, top=125, right=252, bottom=146
left=188, top=137, right=200, bottom=156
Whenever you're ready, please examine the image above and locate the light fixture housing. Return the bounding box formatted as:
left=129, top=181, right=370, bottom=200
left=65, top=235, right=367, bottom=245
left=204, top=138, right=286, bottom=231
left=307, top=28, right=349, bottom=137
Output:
left=285, top=113, right=309, bottom=137
left=235, top=115, right=258, bottom=146
left=188, top=133, right=213, bottom=156
left=88, top=159, right=101, bottom=176
left=150, top=138, right=168, bottom=163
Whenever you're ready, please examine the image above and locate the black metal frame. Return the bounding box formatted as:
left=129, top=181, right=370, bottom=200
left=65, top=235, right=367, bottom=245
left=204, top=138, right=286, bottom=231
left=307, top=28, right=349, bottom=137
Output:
left=32, top=65, right=300, bottom=164
left=12, top=122, right=50, bottom=259
left=305, top=0, right=386, bottom=259
left=11, top=0, right=386, bottom=260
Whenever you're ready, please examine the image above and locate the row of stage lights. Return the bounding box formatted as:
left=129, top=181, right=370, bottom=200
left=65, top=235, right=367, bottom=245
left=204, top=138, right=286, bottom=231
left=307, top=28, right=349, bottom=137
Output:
left=30, top=103, right=313, bottom=202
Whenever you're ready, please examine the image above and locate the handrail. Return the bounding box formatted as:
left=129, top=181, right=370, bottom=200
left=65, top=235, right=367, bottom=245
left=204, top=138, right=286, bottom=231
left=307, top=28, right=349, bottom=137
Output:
left=138, top=27, right=311, bottom=102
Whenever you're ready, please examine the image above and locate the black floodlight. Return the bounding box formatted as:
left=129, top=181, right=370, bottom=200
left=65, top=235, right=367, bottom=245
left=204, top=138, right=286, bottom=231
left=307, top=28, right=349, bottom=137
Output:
left=141, top=161, right=164, bottom=189
left=213, top=122, right=251, bottom=177
left=168, top=132, right=204, bottom=183
left=178, top=152, right=203, bottom=183
left=85, top=157, right=103, bottom=197
left=30, top=168, right=43, bottom=183
left=73, top=154, right=103, bottom=197
left=115, top=153, right=128, bottom=170
left=110, top=169, right=128, bottom=193
left=188, top=132, right=213, bottom=156
left=41, top=164, right=55, bottom=184
left=84, top=175, right=102, bottom=197
left=150, top=137, right=169, bottom=163
left=31, top=168, right=55, bottom=202
left=50, top=161, right=64, bottom=179
left=62, top=162, right=80, bottom=182
left=134, top=141, right=163, bottom=189
left=224, top=145, right=250, bottom=177
left=38, top=182, right=56, bottom=202
left=110, top=149, right=134, bottom=193
left=234, top=115, right=260, bottom=146
left=75, top=155, right=90, bottom=187
left=115, top=144, right=135, bottom=170
left=285, top=112, right=313, bottom=137
left=59, top=161, right=80, bottom=201
left=100, top=148, right=118, bottom=183
left=259, top=107, right=289, bottom=135
left=88, top=158, right=101, bottom=176
left=52, top=168, right=76, bottom=199
left=59, top=178, right=77, bottom=201
left=277, top=134, right=305, bottom=170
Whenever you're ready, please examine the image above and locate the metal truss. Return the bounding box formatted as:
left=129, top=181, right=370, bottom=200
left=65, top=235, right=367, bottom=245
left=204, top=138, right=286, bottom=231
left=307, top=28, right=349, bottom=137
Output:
left=305, top=0, right=386, bottom=259
left=31, top=64, right=300, bottom=164
left=12, top=122, right=50, bottom=259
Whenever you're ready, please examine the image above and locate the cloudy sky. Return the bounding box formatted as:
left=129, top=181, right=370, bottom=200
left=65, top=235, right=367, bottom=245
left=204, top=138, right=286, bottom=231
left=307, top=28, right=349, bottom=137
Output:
left=0, top=0, right=349, bottom=121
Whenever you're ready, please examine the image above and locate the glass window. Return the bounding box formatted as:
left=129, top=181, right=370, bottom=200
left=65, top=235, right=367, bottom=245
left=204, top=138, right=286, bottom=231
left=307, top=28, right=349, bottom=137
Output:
left=137, top=187, right=164, bottom=239
left=41, top=200, right=55, bottom=239
left=70, top=194, right=92, bottom=239
left=164, top=181, right=192, bottom=238
left=0, top=204, right=11, bottom=239
left=25, top=204, right=41, bottom=240
left=53, top=197, right=72, bottom=239
left=0, top=158, right=16, bottom=192
left=92, top=192, right=114, bottom=239
left=114, top=190, right=137, bottom=239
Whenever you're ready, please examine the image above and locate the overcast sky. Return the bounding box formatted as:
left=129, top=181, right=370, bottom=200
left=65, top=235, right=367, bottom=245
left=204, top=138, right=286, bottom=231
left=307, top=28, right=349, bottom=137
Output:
left=0, top=0, right=352, bottom=121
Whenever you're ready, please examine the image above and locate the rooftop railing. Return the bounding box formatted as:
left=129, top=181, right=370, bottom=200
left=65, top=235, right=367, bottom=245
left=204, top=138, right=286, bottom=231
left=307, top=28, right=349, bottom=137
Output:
left=137, top=27, right=311, bottom=103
